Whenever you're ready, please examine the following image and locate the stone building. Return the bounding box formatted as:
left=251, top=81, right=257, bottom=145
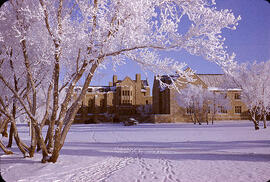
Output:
left=152, top=72, right=249, bottom=123
left=75, top=74, right=152, bottom=123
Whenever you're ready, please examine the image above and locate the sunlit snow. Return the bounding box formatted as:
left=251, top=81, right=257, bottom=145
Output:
left=1, top=121, right=270, bottom=182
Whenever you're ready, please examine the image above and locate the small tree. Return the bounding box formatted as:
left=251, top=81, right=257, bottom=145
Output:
left=208, top=90, right=231, bottom=124
left=227, top=60, right=270, bottom=130
left=178, top=84, right=210, bottom=124
left=177, top=84, right=231, bottom=125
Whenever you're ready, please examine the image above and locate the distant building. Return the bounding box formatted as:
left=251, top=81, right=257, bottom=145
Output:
left=152, top=72, right=249, bottom=123
left=75, top=74, right=152, bottom=123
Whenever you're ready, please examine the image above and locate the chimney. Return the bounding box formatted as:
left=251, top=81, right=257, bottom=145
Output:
left=109, top=82, right=113, bottom=86
left=113, top=75, right=117, bottom=86
left=136, top=74, right=141, bottom=83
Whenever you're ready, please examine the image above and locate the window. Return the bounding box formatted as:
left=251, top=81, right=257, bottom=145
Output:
left=146, top=100, right=148, bottom=105
left=235, top=93, right=241, bottom=100
left=122, top=90, right=130, bottom=96
left=87, top=88, right=92, bottom=92
left=187, top=107, right=194, bottom=114
left=122, top=100, right=132, bottom=105
left=235, top=106, right=242, bottom=114
left=88, top=99, right=94, bottom=112
left=221, top=93, right=227, bottom=99
left=100, top=99, right=105, bottom=107
left=218, top=106, right=227, bottom=114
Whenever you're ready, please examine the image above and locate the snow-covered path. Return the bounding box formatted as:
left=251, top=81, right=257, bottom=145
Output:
left=1, top=121, right=270, bottom=182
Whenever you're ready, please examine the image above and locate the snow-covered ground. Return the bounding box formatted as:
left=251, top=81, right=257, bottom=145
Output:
left=1, top=121, right=270, bottom=182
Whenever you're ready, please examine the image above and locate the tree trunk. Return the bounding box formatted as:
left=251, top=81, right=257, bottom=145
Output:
left=7, top=101, right=17, bottom=148
left=45, top=122, right=55, bottom=153
left=11, top=121, right=30, bottom=157
left=263, top=113, right=267, bottom=129
left=49, top=60, right=100, bottom=163
left=1, top=120, right=8, bottom=137
left=29, top=122, right=37, bottom=157
left=250, top=110, right=259, bottom=130
left=212, top=110, right=216, bottom=125
left=0, top=140, right=13, bottom=155
left=6, top=124, right=14, bottom=148
left=46, top=61, right=60, bottom=153
left=192, top=113, right=197, bottom=124
left=32, top=123, right=49, bottom=163
left=211, top=113, right=214, bottom=125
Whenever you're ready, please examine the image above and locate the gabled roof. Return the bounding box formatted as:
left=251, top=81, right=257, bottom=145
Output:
left=122, top=76, right=134, bottom=83
left=197, top=74, right=225, bottom=88
left=80, top=74, right=150, bottom=93
left=155, top=72, right=240, bottom=91
left=117, top=76, right=149, bottom=88
left=197, top=74, right=239, bottom=90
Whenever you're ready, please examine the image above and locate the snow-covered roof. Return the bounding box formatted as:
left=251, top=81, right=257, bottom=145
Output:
left=89, top=86, right=116, bottom=92
left=141, top=80, right=149, bottom=88
left=197, top=74, right=224, bottom=88
left=75, top=76, right=149, bottom=93
left=159, top=74, right=180, bottom=85
left=156, top=73, right=240, bottom=91
left=197, top=74, right=240, bottom=90
left=75, top=86, right=116, bottom=93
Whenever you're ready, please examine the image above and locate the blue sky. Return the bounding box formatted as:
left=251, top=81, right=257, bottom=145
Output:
left=91, top=0, right=270, bottom=90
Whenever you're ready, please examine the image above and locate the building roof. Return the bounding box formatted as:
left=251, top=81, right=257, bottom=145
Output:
left=115, top=78, right=149, bottom=88
left=87, top=86, right=116, bottom=92
left=141, top=80, right=149, bottom=88
left=77, top=75, right=150, bottom=93
left=158, top=75, right=180, bottom=85
left=155, top=73, right=240, bottom=91
left=197, top=74, right=240, bottom=90
left=197, top=74, right=225, bottom=88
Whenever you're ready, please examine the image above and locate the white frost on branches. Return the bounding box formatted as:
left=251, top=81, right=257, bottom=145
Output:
left=0, top=0, right=241, bottom=160
left=177, top=84, right=231, bottom=124
left=227, top=60, right=270, bottom=129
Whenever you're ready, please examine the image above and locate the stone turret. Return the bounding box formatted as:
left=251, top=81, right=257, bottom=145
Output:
left=113, top=75, right=117, bottom=86
left=136, top=74, right=141, bottom=83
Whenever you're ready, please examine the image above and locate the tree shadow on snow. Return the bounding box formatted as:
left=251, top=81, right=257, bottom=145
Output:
left=0, top=155, right=40, bottom=165
left=61, top=140, right=270, bottom=162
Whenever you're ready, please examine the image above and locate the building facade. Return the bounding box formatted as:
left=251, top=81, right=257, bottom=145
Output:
left=152, top=72, right=249, bottom=123
left=75, top=74, right=152, bottom=123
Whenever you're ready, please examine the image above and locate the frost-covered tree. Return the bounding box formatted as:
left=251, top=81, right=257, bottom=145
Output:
left=207, top=89, right=230, bottom=124
left=227, top=60, right=270, bottom=130
left=0, top=43, right=51, bottom=156
left=177, top=84, right=231, bottom=125
left=177, top=84, right=210, bottom=124
left=0, top=0, right=240, bottom=162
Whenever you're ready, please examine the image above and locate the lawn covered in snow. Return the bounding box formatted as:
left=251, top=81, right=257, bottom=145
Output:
left=1, top=121, right=270, bottom=182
